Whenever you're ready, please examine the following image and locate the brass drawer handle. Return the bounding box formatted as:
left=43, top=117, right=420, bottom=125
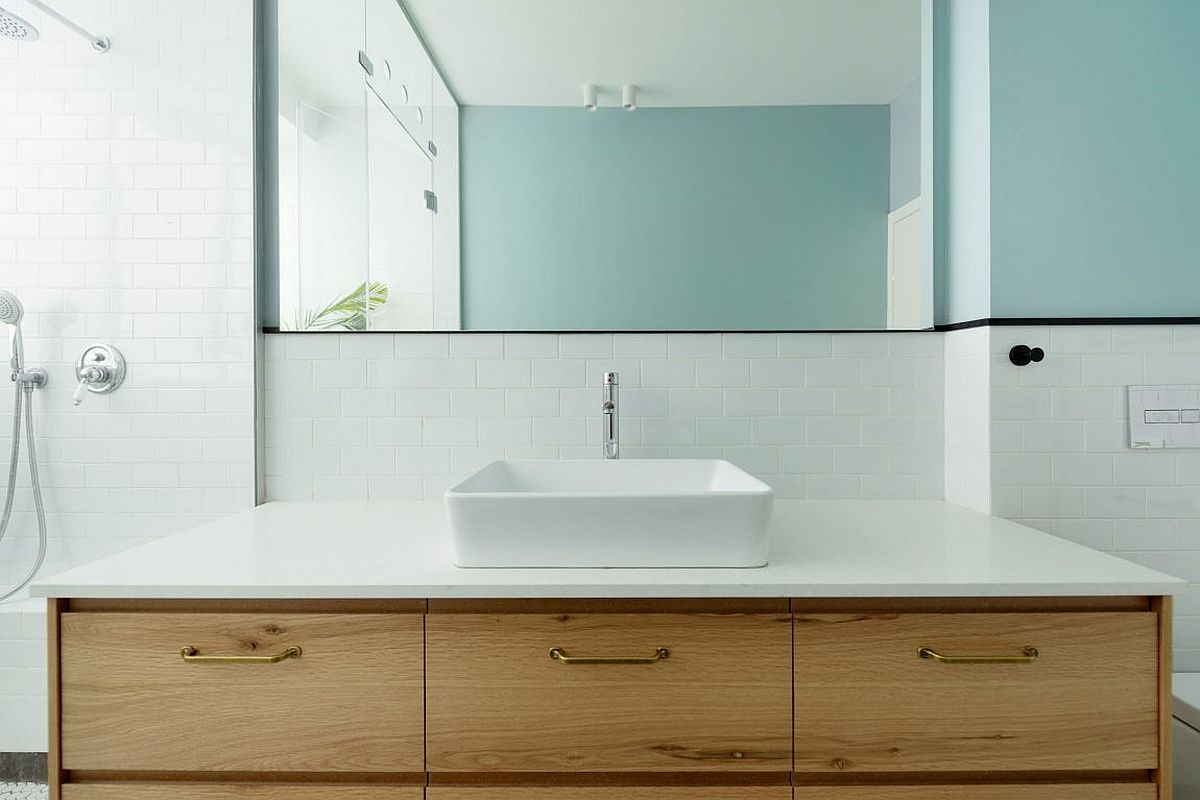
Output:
left=918, top=645, right=1038, bottom=665
left=180, top=645, right=302, bottom=664
left=549, top=646, right=669, bottom=665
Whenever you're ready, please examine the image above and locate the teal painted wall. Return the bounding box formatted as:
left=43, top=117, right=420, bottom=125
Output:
left=933, top=0, right=949, bottom=323
left=990, top=0, right=1200, bottom=317
left=939, top=0, right=992, bottom=325
left=890, top=79, right=922, bottom=211
left=461, top=106, right=890, bottom=330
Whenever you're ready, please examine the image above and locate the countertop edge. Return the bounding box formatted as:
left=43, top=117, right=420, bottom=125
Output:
left=28, top=500, right=1188, bottom=601
left=29, top=580, right=1187, bottom=600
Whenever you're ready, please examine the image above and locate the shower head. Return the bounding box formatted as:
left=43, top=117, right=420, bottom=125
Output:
left=0, top=290, right=25, bottom=375
left=0, top=6, right=39, bottom=41
left=1, top=1, right=108, bottom=51
left=0, top=290, right=23, bottom=325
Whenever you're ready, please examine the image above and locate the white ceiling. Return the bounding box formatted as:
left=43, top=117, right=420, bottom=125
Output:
left=402, top=0, right=922, bottom=108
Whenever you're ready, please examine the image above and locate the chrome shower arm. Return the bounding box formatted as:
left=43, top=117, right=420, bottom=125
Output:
left=24, top=0, right=109, bottom=51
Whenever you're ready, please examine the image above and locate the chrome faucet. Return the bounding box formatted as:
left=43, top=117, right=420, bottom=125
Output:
left=602, top=371, right=619, bottom=460
left=72, top=343, right=126, bottom=406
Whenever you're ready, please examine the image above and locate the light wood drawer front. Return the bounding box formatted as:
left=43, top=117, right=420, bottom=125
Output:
left=429, top=789, right=790, bottom=800
left=794, top=612, right=1159, bottom=773
left=793, top=787, right=1155, bottom=800
left=60, top=613, right=424, bottom=772
left=426, top=613, right=792, bottom=772
left=63, top=787, right=423, bottom=799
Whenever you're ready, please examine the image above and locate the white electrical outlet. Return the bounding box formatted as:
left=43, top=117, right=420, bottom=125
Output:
left=1128, top=385, right=1200, bottom=449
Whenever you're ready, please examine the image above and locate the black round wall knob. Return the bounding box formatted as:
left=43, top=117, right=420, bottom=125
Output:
left=1009, top=345, right=1045, bottom=366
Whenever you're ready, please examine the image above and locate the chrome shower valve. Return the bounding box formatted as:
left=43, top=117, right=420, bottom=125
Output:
left=73, top=343, right=126, bottom=406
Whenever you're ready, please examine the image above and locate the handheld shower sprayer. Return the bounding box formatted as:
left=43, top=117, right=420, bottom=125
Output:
left=0, top=290, right=45, bottom=387
left=0, top=289, right=49, bottom=603
left=0, top=289, right=27, bottom=375
left=0, top=290, right=21, bottom=323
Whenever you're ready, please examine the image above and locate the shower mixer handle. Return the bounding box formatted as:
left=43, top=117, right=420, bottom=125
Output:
left=73, top=343, right=126, bottom=406
left=73, top=364, right=110, bottom=405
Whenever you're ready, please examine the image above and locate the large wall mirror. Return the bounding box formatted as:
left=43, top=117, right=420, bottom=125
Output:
left=264, top=0, right=932, bottom=332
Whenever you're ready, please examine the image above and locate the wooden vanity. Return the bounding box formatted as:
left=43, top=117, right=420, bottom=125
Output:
left=46, top=595, right=1173, bottom=799
left=30, top=501, right=1182, bottom=799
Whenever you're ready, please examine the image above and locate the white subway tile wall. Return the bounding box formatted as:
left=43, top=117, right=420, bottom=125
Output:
left=987, top=326, right=1200, bottom=670
left=264, top=326, right=1199, bottom=670
left=0, top=0, right=255, bottom=751
left=262, top=333, right=947, bottom=504
left=0, top=601, right=45, bottom=754
left=944, top=327, right=991, bottom=512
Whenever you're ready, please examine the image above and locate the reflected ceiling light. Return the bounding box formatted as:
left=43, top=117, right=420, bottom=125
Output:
left=583, top=84, right=598, bottom=111
left=622, top=84, right=637, bottom=112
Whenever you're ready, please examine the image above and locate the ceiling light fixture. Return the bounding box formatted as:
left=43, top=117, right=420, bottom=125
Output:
left=622, top=84, right=637, bottom=112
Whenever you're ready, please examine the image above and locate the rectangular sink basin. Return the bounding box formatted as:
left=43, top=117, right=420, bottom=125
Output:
left=444, top=459, right=774, bottom=568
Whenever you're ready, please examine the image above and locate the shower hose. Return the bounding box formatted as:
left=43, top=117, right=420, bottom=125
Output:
left=0, top=379, right=48, bottom=603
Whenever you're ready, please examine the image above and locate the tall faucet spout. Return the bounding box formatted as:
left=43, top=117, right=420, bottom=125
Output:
left=602, top=371, right=619, bottom=460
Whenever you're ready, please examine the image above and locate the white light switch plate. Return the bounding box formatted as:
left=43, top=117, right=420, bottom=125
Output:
left=1128, top=385, right=1200, bottom=449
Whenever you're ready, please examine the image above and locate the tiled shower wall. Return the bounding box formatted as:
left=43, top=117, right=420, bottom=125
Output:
left=987, top=325, right=1200, bottom=670
left=0, top=0, right=255, bottom=751
left=262, top=332, right=947, bottom=502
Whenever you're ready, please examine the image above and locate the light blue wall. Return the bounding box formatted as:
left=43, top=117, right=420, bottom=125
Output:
left=932, top=0, right=948, bottom=323
left=945, top=0, right=992, bottom=324
left=890, top=79, right=922, bottom=211
left=461, top=106, right=890, bottom=330
left=990, top=0, right=1200, bottom=317
left=933, top=0, right=992, bottom=326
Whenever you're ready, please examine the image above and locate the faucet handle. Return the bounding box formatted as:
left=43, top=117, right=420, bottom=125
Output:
left=74, top=343, right=126, bottom=407
left=74, top=365, right=111, bottom=406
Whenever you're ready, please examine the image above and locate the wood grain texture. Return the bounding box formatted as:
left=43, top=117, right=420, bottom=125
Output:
left=67, top=599, right=426, bottom=614
left=428, top=599, right=788, bottom=615
left=429, top=789, right=790, bottom=799
left=426, top=613, right=792, bottom=772
left=62, top=787, right=422, bottom=799
left=794, top=612, right=1159, bottom=773
left=792, top=787, right=1155, bottom=800
left=60, top=613, right=423, bottom=772
left=48, top=599, right=64, bottom=800
left=1154, top=596, right=1172, bottom=800
left=428, top=772, right=790, bottom=786
left=790, top=597, right=1150, bottom=614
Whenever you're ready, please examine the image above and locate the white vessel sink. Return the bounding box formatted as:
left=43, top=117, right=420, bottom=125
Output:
left=444, top=459, right=774, bottom=568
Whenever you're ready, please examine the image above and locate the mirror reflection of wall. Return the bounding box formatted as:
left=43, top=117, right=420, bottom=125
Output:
left=276, top=0, right=458, bottom=331
left=277, top=0, right=369, bottom=330
left=461, top=104, right=895, bottom=330
left=271, top=0, right=930, bottom=332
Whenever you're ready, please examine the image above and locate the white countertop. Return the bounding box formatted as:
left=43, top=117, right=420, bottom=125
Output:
left=30, top=500, right=1184, bottom=599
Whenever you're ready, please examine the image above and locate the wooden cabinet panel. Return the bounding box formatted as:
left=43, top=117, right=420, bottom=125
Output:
left=60, top=613, right=424, bottom=772
left=426, top=613, right=792, bottom=772
left=793, top=612, right=1159, bottom=773
left=429, top=789, right=790, bottom=800
left=792, top=786, right=1155, bottom=799
left=63, top=787, right=423, bottom=799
